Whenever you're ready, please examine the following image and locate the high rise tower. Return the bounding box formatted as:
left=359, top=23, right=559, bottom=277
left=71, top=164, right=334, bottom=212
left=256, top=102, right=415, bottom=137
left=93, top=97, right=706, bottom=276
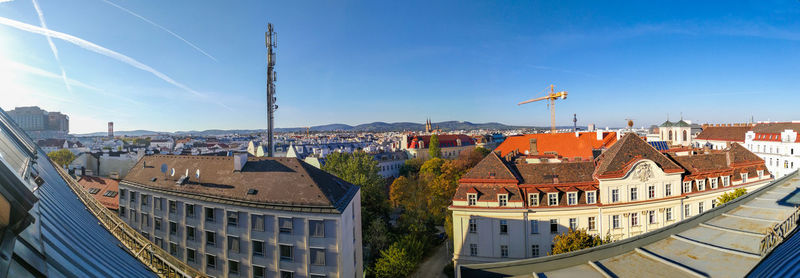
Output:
left=108, top=122, right=114, bottom=138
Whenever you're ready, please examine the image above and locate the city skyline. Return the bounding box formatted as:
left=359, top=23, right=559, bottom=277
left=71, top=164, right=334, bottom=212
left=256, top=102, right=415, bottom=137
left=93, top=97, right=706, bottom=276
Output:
left=2, top=1, right=800, bottom=133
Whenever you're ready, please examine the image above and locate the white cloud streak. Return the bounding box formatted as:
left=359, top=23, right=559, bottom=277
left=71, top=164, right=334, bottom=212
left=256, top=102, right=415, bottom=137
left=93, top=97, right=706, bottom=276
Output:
left=0, top=16, right=207, bottom=99
left=8, top=60, right=99, bottom=91
left=31, top=0, right=72, bottom=93
left=99, top=0, right=217, bottom=62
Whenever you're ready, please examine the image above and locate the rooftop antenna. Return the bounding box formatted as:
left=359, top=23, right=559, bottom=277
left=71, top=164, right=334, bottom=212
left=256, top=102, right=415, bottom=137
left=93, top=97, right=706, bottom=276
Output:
left=573, top=114, right=577, bottom=132
left=266, top=22, right=278, bottom=157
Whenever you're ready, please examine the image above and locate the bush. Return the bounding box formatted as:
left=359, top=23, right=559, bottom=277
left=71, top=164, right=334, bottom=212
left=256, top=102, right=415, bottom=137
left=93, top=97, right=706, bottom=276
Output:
left=717, top=188, right=747, bottom=205
left=373, top=242, right=416, bottom=278
left=551, top=228, right=608, bottom=255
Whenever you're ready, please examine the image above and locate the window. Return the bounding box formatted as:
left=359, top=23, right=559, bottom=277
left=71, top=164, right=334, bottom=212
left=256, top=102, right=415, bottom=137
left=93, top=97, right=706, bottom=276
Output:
left=722, top=176, right=730, bottom=187
left=698, top=202, right=704, bottom=214
left=683, top=181, right=692, bottom=193
left=548, top=193, right=558, bottom=206
left=252, top=214, right=265, bottom=232
left=569, top=218, right=577, bottom=230
left=741, top=173, right=748, bottom=183
left=186, top=248, right=196, bottom=263
left=253, top=240, right=265, bottom=256
left=697, top=180, right=705, bottom=191
left=155, top=217, right=162, bottom=231
left=787, top=161, right=791, bottom=169
left=586, top=191, right=596, bottom=204
left=469, top=244, right=477, bottom=256
left=310, top=220, right=325, bottom=237
left=88, top=187, right=101, bottom=194
left=170, top=242, right=178, bottom=257
left=102, top=190, right=118, bottom=197
left=567, top=192, right=577, bottom=205
left=712, top=199, right=718, bottom=208
left=187, top=226, right=195, bottom=241
left=498, top=194, right=508, bottom=207
left=588, top=217, right=596, bottom=230
left=530, top=220, right=539, bottom=234
left=648, top=185, right=655, bottom=199
left=469, top=219, right=477, bottom=233
left=279, top=217, right=293, bottom=234
left=253, top=266, right=266, bottom=278
left=631, top=213, right=639, bottom=226
left=757, top=170, right=764, bottom=177
left=649, top=210, right=656, bottom=224
left=499, top=220, right=508, bottom=234
left=206, top=254, right=216, bottom=269
left=141, top=194, right=148, bottom=206
left=119, top=206, right=126, bottom=217
left=142, top=213, right=149, bottom=226
left=550, top=219, right=558, bottom=234
left=611, top=189, right=619, bottom=203
left=280, top=271, right=294, bottom=278
left=710, top=178, right=718, bottom=189
left=500, top=245, right=509, bottom=258
left=169, top=221, right=177, bottom=235
left=154, top=197, right=162, bottom=210
left=311, top=248, right=326, bottom=266
left=528, top=193, right=539, bottom=206
left=665, top=184, right=672, bottom=196
left=205, top=207, right=215, bottom=222
left=120, top=189, right=126, bottom=199
left=185, top=204, right=195, bottom=218
left=684, top=204, right=691, bottom=218
left=467, top=194, right=477, bottom=206
left=666, top=208, right=673, bottom=221
left=630, top=187, right=638, bottom=201
left=280, top=244, right=293, bottom=261
left=130, top=209, right=137, bottom=223
left=228, top=260, right=239, bottom=275
left=228, top=236, right=240, bottom=253
left=169, top=200, right=177, bottom=213
left=130, top=191, right=136, bottom=202
left=206, top=231, right=216, bottom=247
left=612, top=215, right=620, bottom=229
left=532, top=245, right=540, bottom=257
left=154, top=237, right=163, bottom=249
left=227, top=211, right=239, bottom=227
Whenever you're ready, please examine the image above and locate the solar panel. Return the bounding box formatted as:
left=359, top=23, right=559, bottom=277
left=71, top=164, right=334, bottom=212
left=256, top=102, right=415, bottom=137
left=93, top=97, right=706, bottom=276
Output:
left=648, top=141, right=669, bottom=151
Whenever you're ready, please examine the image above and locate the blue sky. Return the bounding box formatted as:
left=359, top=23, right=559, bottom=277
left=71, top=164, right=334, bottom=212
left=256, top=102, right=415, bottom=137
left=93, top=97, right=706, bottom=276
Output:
left=1, top=0, right=799, bottom=133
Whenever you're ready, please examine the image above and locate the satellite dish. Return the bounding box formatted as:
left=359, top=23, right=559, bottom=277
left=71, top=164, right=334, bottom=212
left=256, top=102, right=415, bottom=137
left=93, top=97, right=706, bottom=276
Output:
left=196, top=169, right=201, bottom=179
left=170, top=168, right=175, bottom=177
left=160, top=164, right=167, bottom=173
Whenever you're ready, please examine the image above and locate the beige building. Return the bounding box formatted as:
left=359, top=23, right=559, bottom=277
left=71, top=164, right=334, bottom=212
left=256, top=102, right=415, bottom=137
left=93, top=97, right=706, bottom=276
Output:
left=658, top=119, right=693, bottom=146
left=400, top=134, right=476, bottom=160
left=119, top=154, right=363, bottom=278
left=449, top=133, right=770, bottom=268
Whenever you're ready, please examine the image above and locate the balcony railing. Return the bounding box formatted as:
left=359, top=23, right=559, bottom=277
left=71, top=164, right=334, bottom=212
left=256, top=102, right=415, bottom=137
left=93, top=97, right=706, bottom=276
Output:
left=52, top=161, right=207, bottom=278
left=759, top=194, right=800, bottom=256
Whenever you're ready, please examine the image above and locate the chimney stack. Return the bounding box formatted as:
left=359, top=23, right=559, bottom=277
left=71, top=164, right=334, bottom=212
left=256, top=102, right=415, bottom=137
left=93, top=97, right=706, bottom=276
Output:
left=233, top=153, right=248, bottom=172
left=529, top=139, right=539, bottom=155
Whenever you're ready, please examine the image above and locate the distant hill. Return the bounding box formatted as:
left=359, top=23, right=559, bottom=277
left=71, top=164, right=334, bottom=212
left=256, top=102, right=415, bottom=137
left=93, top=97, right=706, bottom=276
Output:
left=73, top=121, right=541, bottom=136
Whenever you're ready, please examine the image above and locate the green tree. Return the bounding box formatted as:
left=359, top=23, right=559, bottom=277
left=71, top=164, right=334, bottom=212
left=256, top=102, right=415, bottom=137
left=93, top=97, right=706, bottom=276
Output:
left=428, top=134, right=441, bottom=158
left=717, top=188, right=747, bottom=204
left=373, top=243, right=416, bottom=278
left=420, top=157, right=446, bottom=177
left=399, top=158, right=424, bottom=177
left=48, top=149, right=76, bottom=167
left=550, top=229, right=608, bottom=255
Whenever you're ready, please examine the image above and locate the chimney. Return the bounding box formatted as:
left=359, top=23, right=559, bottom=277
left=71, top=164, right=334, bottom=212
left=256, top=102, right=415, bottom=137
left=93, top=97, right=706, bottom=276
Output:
left=233, top=153, right=248, bottom=171
left=456, top=138, right=462, bottom=147
left=529, top=139, right=539, bottom=155
left=596, top=130, right=603, bottom=141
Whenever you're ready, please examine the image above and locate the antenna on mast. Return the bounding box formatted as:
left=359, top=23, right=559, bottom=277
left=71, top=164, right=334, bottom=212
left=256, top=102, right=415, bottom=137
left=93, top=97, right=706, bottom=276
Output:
left=266, top=23, right=278, bottom=157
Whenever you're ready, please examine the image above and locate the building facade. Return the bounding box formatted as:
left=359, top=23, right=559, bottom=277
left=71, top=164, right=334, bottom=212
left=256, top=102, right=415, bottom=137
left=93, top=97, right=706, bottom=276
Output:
left=119, top=154, right=363, bottom=278
left=658, top=119, right=692, bottom=146
left=7, top=106, right=69, bottom=138
left=401, top=134, right=476, bottom=160
left=744, top=122, right=800, bottom=178
left=449, top=133, right=770, bottom=268
left=693, top=123, right=753, bottom=150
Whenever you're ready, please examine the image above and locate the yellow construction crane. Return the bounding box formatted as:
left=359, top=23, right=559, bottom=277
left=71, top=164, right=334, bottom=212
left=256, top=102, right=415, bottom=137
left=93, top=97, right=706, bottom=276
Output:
left=518, top=84, right=568, bottom=133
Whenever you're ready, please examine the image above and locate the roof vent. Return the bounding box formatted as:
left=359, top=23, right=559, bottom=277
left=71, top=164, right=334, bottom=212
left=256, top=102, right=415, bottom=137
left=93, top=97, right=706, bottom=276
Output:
left=176, top=175, right=188, bottom=185
left=150, top=177, right=157, bottom=182
left=246, top=189, right=258, bottom=195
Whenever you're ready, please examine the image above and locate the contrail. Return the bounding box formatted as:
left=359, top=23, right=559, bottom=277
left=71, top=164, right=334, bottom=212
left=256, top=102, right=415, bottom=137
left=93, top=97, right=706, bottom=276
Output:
left=9, top=60, right=100, bottom=91
left=0, top=16, right=207, bottom=99
left=99, top=0, right=217, bottom=62
left=31, top=0, right=72, bottom=93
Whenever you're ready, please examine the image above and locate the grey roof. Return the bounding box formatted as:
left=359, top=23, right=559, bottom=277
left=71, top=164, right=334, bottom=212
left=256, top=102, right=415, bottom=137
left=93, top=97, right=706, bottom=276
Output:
left=459, top=171, right=800, bottom=278
left=660, top=120, right=674, bottom=127
left=0, top=108, right=155, bottom=277
left=675, top=120, right=691, bottom=127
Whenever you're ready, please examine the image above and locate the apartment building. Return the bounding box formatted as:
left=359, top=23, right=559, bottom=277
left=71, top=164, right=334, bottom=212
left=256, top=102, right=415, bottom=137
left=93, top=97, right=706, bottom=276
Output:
left=449, top=133, right=771, bottom=268
left=119, top=154, right=362, bottom=278
left=744, top=122, right=800, bottom=178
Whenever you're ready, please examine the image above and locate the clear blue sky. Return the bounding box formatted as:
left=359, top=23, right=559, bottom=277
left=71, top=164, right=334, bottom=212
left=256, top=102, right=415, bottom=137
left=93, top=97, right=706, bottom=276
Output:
left=1, top=0, right=799, bottom=133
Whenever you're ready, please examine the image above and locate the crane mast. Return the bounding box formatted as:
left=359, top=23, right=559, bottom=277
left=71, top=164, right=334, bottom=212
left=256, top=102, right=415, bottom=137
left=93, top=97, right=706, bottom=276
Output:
left=518, top=84, right=568, bottom=134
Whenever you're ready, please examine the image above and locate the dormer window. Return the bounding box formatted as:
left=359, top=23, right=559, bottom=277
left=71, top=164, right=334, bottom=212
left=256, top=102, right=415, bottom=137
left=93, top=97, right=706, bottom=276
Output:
left=498, top=194, right=508, bottom=207
left=467, top=194, right=477, bottom=206
left=696, top=180, right=705, bottom=191
left=586, top=191, right=596, bottom=204
left=548, top=193, right=558, bottom=206
left=567, top=192, right=577, bottom=205
left=741, top=173, right=748, bottom=183
left=757, top=170, right=764, bottom=177
left=683, top=181, right=692, bottom=193
left=722, top=176, right=730, bottom=187
left=528, top=193, right=539, bottom=206
left=709, top=178, right=718, bottom=189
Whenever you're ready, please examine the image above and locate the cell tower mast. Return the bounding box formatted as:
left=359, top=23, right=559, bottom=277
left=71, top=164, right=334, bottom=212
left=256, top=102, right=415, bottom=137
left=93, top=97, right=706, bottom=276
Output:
left=266, top=23, right=278, bottom=157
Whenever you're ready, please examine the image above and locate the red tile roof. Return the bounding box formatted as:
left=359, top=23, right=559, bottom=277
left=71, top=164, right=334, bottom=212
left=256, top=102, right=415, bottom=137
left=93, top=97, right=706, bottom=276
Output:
left=406, top=134, right=475, bottom=149
left=594, top=133, right=684, bottom=179
left=494, top=132, right=617, bottom=158
left=695, top=126, right=752, bottom=142
left=77, top=176, right=119, bottom=210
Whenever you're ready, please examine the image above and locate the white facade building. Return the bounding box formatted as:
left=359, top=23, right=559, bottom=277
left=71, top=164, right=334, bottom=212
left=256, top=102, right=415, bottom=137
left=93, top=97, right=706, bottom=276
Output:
left=744, top=122, right=800, bottom=178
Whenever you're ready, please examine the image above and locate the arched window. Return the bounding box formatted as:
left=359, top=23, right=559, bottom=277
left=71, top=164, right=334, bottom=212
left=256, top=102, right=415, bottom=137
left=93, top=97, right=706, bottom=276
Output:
left=669, top=130, right=673, bottom=140
left=682, top=130, right=687, bottom=142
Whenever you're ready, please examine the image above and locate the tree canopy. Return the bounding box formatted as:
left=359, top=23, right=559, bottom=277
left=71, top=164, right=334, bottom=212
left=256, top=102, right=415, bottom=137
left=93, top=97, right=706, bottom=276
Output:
left=717, top=188, right=747, bottom=205
left=428, top=134, right=441, bottom=158
left=551, top=228, right=609, bottom=255
left=48, top=149, right=76, bottom=167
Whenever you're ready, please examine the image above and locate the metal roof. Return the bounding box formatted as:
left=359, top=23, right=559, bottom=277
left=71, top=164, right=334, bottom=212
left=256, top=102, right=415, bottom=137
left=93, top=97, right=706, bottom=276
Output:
left=459, top=171, right=800, bottom=278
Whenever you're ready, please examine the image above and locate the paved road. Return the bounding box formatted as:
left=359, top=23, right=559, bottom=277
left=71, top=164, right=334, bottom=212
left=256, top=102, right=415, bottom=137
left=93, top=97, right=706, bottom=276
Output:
left=410, top=242, right=452, bottom=278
